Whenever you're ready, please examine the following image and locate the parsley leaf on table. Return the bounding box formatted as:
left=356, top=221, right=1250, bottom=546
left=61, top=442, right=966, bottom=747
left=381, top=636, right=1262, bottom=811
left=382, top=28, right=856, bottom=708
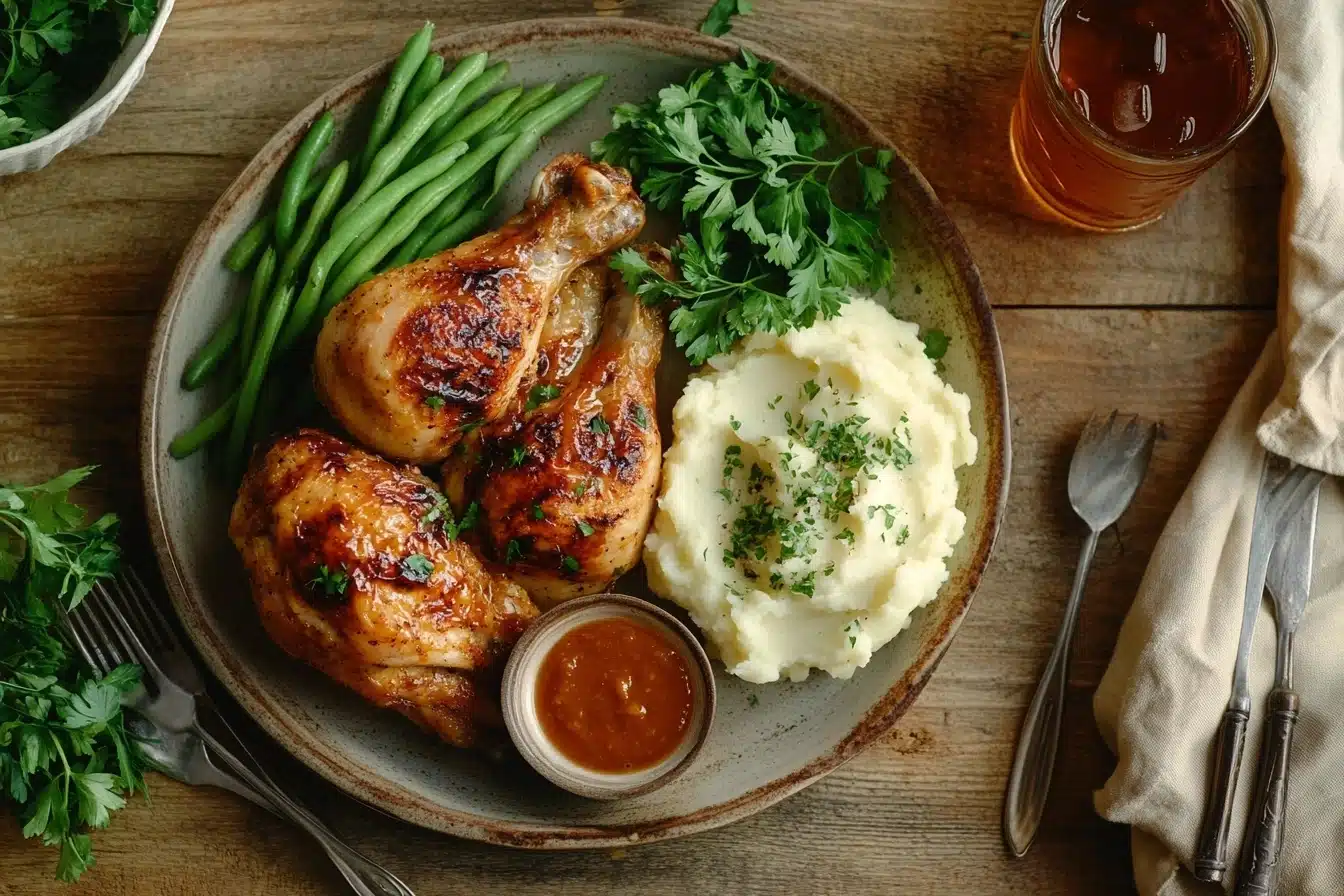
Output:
left=594, top=50, right=895, bottom=365
left=700, top=0, right=752, bottom=37
left=0, top=467, right=146, bottom=882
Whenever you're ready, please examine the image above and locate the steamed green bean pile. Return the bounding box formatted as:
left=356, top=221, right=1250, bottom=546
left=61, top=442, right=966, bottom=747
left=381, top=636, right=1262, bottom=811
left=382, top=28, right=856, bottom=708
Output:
left=170, top=21, right=608, bottom=475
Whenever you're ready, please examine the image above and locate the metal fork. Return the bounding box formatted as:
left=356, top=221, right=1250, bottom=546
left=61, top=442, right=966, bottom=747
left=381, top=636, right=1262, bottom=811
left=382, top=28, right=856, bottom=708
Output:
left=1003, top=411, right=1161, bottom=856
left=129, top=715, right=273, bottom=811
left=63, top=567, right=417, bottom=896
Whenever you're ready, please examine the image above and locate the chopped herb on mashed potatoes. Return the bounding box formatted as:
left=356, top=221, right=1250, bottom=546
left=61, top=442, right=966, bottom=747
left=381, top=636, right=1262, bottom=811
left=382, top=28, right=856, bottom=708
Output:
left=644, top=298, right=977, bottom=683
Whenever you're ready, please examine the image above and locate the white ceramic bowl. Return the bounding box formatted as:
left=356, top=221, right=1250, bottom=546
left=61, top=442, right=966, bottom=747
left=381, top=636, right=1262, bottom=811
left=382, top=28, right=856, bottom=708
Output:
left=0, top=0, right=174, bottom=176
left=501, top=595, right=716, bottom=801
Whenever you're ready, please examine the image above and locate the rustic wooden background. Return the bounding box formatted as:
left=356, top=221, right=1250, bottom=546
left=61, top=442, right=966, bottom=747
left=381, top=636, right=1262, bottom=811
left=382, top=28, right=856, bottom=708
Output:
left=0, top=0, right=1282, bottom=893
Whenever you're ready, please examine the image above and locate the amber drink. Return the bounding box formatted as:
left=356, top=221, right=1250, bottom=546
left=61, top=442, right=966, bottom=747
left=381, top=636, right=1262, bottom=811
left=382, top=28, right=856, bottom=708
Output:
left=1010, top=0, right=1276, bottom=231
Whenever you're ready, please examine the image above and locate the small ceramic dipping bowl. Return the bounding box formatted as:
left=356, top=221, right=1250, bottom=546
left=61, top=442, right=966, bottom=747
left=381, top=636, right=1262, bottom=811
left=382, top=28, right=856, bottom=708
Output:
left=501, top=593, right=716, bottom=800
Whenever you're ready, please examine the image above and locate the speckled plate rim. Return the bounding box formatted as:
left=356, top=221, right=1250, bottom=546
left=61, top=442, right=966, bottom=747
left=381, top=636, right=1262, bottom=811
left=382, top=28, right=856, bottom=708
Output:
left=141, top=16, right=1011, bottom=849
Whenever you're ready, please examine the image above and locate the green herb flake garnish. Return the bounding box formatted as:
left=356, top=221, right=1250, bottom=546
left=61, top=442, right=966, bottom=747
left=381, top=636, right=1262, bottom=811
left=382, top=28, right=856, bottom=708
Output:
left=632, top=405, right=650, bottom=430
left=309, top=564, right=349, bottom=596
left=561, top=554, right=581, bottom=573
left=400, top=554, right=434, bottom=583
left=922, top=328, right=950, bottom=361
left=504, top=539, right=524, bottom=564
left=576, top=520, right=595, bottom=537
left=423, top=395, right=446, bottom=410
left=589, top=415, right=611, bottom=435
left=525, top=384, right=562, bottom=411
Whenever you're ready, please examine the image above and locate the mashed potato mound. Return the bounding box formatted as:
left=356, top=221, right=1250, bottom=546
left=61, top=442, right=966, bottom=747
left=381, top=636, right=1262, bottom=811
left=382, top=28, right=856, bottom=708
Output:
left=644, top=298, right=978, bottom=683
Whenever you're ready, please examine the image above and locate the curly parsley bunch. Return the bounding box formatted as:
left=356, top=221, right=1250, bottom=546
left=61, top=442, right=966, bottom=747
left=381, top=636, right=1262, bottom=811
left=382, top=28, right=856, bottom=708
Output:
left=1, top=467, right=146, bottom=881
left=594, top=49, right=895, bottom=365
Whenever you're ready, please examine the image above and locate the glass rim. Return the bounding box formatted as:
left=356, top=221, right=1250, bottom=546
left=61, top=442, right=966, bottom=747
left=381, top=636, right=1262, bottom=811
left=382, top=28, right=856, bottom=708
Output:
left=1033, top=0, right=1278, bottom=165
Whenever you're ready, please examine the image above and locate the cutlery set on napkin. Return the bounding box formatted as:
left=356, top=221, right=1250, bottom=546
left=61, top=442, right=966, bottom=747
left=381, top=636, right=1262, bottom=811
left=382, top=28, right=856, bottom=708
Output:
left=1071, top=0, right=1344, bottom=891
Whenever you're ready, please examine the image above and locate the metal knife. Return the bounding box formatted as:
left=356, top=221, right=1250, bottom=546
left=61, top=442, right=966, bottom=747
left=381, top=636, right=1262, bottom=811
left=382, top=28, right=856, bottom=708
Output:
left=1193, top=457, right=1324, bottom=882
left=1235, top=483, right=1321, bottom=896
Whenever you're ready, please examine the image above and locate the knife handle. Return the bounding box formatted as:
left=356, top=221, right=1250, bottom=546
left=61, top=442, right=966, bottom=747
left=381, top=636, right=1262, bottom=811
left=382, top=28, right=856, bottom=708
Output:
left=1235, top=688, right=1300, bottom=896
left=1194, top=705, right=1251, bottom=882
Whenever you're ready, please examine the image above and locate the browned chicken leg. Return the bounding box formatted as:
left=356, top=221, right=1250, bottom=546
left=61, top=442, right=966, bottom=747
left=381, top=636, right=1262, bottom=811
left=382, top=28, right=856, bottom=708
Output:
left=445, top=246, right=671, bottom=607
left=315, top=154, right=645, bottom=464
left=229, top=429, right=538, bottom=747
left=442, top=260, right=608, bottom=507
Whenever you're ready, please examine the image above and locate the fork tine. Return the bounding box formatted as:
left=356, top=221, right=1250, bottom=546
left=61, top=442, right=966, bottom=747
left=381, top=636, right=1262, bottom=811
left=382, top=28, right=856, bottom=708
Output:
left=109, top=573, right=162, bottom=649
left=83, top=586, right=141, bottom=670
left=96, top=577, right=174, bottom=683
left=122, top=567, right=182, bottom=650
left=64, top=606, right=113, bottom=677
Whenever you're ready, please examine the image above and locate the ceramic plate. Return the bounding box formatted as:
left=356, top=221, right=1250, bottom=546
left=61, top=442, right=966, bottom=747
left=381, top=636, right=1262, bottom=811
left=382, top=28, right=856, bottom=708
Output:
left=141, top=17, right=1010, bottom=848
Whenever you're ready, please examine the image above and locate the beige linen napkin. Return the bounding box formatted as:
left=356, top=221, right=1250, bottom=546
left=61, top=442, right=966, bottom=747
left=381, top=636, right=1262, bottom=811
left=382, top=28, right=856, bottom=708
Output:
left=1092, top=0, right=1344, bottom=893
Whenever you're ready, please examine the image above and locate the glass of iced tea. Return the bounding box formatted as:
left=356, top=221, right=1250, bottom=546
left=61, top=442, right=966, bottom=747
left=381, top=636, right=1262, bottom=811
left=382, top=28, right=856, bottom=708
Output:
left=1010, top=0, right=1276, bottom=231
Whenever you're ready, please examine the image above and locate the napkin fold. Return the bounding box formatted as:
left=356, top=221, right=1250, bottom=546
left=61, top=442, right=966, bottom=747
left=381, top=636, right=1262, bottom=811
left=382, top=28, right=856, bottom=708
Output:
left=1092, top=0, right=1344, bottom=893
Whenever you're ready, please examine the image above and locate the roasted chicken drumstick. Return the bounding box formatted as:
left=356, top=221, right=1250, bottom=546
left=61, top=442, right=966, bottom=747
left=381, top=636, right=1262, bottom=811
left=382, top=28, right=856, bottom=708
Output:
left=443, top=246, right=671, bottom=607
left=230, top=429, right=538, bottom=747
left=314, top=154, right=645, bottom=464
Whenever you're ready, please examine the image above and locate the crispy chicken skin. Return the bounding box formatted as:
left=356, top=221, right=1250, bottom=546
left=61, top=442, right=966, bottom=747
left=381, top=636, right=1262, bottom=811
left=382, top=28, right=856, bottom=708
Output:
left=444, top=246, right=671, bottom=607
left=443, top=260, right=608, bottom=507
left=229, top=429, right=538, bottom=747
left=314, top=154, right=645, bottom=464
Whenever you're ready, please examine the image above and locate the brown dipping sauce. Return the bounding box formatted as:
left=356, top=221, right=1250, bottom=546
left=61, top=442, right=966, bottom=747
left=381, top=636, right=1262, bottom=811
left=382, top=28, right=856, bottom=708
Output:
left=534, top=616, right=694, bottom=774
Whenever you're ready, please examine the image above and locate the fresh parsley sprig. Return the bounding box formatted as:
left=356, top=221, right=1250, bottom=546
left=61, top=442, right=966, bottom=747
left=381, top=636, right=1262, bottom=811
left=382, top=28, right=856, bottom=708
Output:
left=1, top=0, right=159, bottom=150
left=0, top=467, right=146, bottom=882
left=595, top=49, right=894, bottom=365
left=700, top=0, right=752, bottom=37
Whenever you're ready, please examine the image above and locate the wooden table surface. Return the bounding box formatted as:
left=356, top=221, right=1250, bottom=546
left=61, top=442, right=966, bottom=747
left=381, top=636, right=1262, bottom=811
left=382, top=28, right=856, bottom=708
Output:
left=0, top=1, right=1283, bottom=893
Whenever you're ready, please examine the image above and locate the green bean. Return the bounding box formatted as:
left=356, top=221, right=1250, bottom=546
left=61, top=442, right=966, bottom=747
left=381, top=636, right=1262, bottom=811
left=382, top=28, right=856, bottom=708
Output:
left=408, top=61, right=510, bottom=166
left=387, top=171, right=488, bottom=268
left=320, top=134, right=516, bottom=314
left=224, top=222, right=268, bottom=273
left=512, top=74, right=607, bottom=136
left=359, top=22, right=434, bottom=175
left=423, top=87, right=522, bottom=160
left=331, top=211, right=389, bottom=278
left=491, top=130, right=539, bottom=198
left=247, top=375, right=285, bottom=447
left=238, top=246, right=278, bottom=370
left=226, top=285, right=296, bottom=479
left=275, top=112, right=335, bottom=251
left=397, top=53, right=445, bottom=130
left=168, top=392, right=240, bottom=459
left=182, top=304, right=242, bottom=390
left=222, top=174, right=327, bottom=272
left=275, top=141, right=471, bottom=353
left=276, top=161, right=350, bottom=289
left=418, top=206, right=492, bottom=260
left=487, top=76, right=609, bottom=200
left=338, top=53, right=489, bottom=228
left=480, top=84, right=555, bottom=140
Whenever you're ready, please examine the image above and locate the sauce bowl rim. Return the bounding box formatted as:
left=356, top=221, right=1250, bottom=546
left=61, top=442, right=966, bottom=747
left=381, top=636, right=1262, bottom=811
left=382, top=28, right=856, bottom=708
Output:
left=501, top=593, right=718, bottom=800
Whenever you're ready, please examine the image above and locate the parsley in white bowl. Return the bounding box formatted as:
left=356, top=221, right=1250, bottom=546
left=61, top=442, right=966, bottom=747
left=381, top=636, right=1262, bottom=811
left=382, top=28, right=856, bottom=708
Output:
left=0, top=0, right=173, bottom=176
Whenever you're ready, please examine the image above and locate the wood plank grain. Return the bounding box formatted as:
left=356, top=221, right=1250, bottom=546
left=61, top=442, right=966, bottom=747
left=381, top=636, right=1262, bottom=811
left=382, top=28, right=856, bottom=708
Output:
left=0, top=0, right=1284, bottom=892
left=0, top=308, right=1273, bottom=895
left=0, top=0, right=1280, bottom=327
